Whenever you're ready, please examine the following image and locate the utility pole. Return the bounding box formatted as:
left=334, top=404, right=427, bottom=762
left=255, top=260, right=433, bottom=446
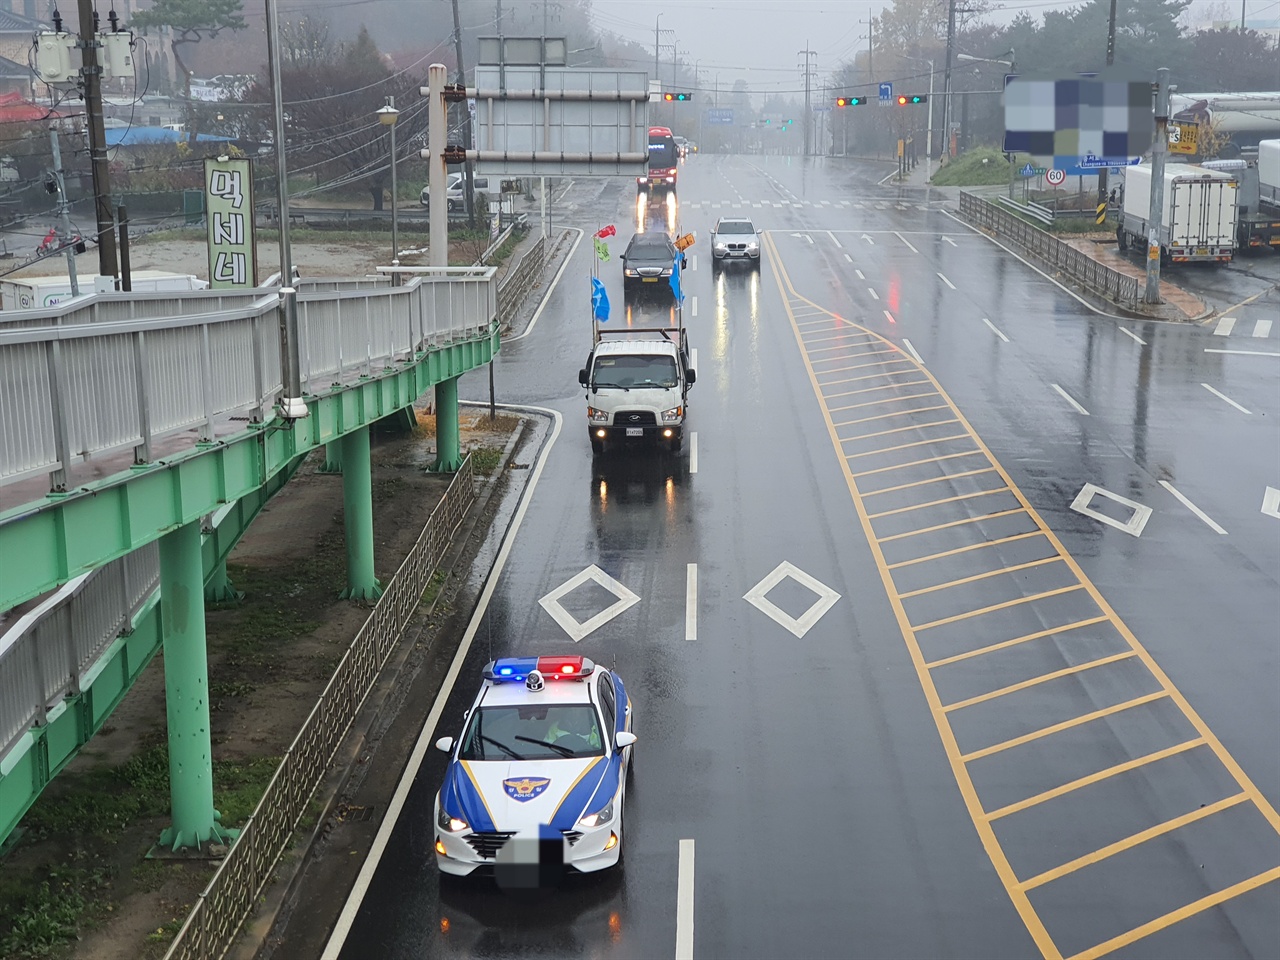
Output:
left=77, top=0, right=118, bottom=281
left=799, top=43, right=817, bottom=157
left=943, top=0, right=956, bottom=165
left=450, top=0, right=477, bottom=228
left=654, top=13, right=662, bottom=86
left=496, top=0, right=503, bottom=34
left=1145, top=67, right=1171, bottom=305
left=48, top=128, right=79, bottom=297
left=1097, top=0, right=1118, bottom=226
left=862, top=14, right=874, bottom=78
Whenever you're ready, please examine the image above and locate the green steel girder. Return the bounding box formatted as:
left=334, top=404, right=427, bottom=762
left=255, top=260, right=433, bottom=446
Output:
left=0, top=328, right=499, bottom=613
left=0, top=452, right=305, bottom=848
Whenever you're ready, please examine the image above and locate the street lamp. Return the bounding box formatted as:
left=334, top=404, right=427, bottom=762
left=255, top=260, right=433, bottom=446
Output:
left=377, top=96, right=400, bottom=265
left=892, top=52, right=935, bottom=176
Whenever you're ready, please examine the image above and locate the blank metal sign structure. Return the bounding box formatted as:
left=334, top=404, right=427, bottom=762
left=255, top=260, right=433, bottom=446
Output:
left=471, top=66, right=650, bottom=178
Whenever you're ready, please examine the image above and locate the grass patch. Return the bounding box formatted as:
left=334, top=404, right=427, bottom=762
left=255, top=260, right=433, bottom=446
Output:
left=420, top=570, right=448, bottom=608
left=22, top=746, right=172, bottom=842
left=468, top=444, right=505, bottom=476
left=0, top=877, right=92, bottom=958
left=213, top=756, right=281, bottom=826
left=931, top=146, right=1018, bottom=186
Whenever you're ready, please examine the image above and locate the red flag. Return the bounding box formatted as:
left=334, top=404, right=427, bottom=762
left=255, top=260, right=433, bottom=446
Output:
left=596, top=225, right=616, bottom=239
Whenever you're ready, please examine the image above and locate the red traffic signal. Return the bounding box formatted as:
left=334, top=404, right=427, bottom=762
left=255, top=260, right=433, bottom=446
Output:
left=896, top=94, right=928, bottom=105
left=662, top=92, right=692, bottom=102
left=835, top=96, right=866, bottom=107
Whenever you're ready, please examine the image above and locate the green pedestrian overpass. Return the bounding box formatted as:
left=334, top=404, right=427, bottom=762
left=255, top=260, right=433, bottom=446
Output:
left=0, top=267, right=499, bottom=849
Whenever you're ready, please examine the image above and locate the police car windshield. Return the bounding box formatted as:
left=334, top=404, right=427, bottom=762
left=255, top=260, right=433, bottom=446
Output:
left=459, top=704, right=605, bottom=761
left=593, top=355, right=679, bottom=389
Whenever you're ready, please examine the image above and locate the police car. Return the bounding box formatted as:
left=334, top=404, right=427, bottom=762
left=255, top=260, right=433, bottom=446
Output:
left=433, top=656, right=634, bottom=876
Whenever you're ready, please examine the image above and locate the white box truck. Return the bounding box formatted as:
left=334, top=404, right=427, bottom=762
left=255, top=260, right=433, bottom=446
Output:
left=1117, top=163, right=1238, bottom=263
left=1258, top=139, right=1280, bottom=211
left=0, top=271, right=209, bottom=311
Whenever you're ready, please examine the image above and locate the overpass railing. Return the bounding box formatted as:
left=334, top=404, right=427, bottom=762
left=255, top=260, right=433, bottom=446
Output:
left=0, top=268, right=496, bottom=493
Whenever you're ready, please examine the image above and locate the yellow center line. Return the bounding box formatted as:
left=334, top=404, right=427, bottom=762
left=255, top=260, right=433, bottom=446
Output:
left=942, top=651, right=1137, bottom=713
left=834, top=403, right=953, bottom=428
left=868, top=485, right=1013, bottom=521
left=1067, top=864, right=1280, bottom=960
left=962, top=691, right=1170, bottom=762
left=830, top=391, right=943, bottom=413
left=899, top=554, right=1064, bottom=599
left=985, top=739, right=1206, bottom=822
left=1020, top=792, right=1250, bottom=891
left=841, top=418, right=964, bottom=446
left=926, top=615, right=1109, bottom=668
left=875, top=506, right=1030, bottom=542
left=868, top=467, right=1001, bottom=500
left=845, top=434, right=975, bottom=463
left=824, top=378, right=935, bottom=400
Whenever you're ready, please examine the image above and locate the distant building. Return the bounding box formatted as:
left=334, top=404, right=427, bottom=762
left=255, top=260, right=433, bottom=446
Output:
left=1187, top=18, right=1280, bottom=43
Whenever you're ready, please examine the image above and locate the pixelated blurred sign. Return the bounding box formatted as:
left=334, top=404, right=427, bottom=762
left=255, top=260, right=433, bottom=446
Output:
left=707, top=108, right=734, bottom=125
left=1169, top=121, right=1199, bottom=155
left=674, top=233, right=695, bottom=252
left=1003, top=75, right=1152, bottom=176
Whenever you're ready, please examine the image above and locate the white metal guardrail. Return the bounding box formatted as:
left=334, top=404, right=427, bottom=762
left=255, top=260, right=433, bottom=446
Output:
left=959, top=192, right=1140, bottom=308
left=0, top=268, right=496, bottom=492
left=163, top=457, right=476, bottom=960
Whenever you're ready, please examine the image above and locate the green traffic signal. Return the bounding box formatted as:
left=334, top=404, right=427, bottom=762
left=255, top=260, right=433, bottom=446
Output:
left=907, top=94, right=927, bottom=104
left=662, top=92, right=693, bottom=102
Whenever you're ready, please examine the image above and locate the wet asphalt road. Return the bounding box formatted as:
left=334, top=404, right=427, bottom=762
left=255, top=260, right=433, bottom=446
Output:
left=333, top=155, right=1280, bottom=959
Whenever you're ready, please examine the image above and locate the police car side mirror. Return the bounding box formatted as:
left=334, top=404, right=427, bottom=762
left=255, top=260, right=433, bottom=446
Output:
left=615, top=731, right=637, bottom=748
left=435, top=736, right=454, bottom=753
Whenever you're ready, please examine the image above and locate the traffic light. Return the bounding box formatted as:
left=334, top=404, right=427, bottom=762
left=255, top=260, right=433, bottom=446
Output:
left=835, top=96, right=866, bottom=107
left=662, top=92, right=693, bottom=102
left=896, top=94, right=927, bottom=105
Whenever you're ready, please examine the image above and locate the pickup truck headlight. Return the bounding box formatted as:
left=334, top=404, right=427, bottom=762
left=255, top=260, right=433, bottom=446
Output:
left=578, top=798, right=614, bottom=828
left=588, top=406, right=610, bottom=423
left=662, top=406, right=683, bottom=423
left=437, top=798, right=469, bottom=833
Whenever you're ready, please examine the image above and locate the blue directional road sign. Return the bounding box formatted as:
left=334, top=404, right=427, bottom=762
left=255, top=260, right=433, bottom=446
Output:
left=879, top=82, right=892, bottom=103
left=706, top=108, right=734, bottom=125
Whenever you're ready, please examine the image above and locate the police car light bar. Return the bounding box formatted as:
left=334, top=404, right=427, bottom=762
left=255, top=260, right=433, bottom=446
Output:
left=484, top=656, right=596, bottom=682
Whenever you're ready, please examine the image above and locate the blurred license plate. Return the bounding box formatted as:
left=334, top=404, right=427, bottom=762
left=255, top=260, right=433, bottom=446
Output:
left=1196, top=247, right=1208, bottom=256
left=626, top=428, right=643, bottom=437
left=642, top=277, right=658, bottom=282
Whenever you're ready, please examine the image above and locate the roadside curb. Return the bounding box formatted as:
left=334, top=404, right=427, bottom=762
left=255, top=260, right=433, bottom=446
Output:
left=233, top=415, right=537, bottom=960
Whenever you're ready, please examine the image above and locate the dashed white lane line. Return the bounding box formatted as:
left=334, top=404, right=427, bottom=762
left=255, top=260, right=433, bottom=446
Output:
left=1254, top=318, right=1273, bottom=338
left=938, top=273, right=956, bottom=289
left=691, top=296, right=698, bottom=318
left=691, top=347, right=698, bottom=370
left=689, top=430, right=698, bottom=474
left=828, top=230, right=843, bottom=248
left=943, top=236, right=957, bottom=246
left=676, top=839, right=696, bottom=959
left=1213, top=316, right=1236, bottom=336
left=902, top=338, right=924, bottom=364
left=868, top=287, right=879, bottom=300
left=1201, top=382, right=1252, bottom=414
left=1120, top=327, right=1147, bottom=345
left=1051, top=383, right=1091, bottom=416
left=894, top=231, right=919, bottom=254
left=844, top=253, right=853, bottom=263
left=1263, top=486, right=1280, bottom=520
left=691, top=254, right=698, bottom=271
left=685, top=564, right=698, bottom=641
left=855, top=269, right=865, bottom=280
left=1205, top=348, right=1280, bottom=357
left=1160, top=480, right=1228, bottom=535
left=982, top=317, right=1010, bottom=342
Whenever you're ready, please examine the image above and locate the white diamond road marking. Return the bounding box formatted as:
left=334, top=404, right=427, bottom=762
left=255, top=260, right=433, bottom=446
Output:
left=1070, top=483, right=1152, bottom=537
left=538, top=564, right=640, bottom=642
left=743, top=561, right=841, bottom=638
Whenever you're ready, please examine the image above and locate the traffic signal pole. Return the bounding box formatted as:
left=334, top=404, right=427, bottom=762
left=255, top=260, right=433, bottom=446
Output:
left=1097, top=0, right=1118, bottom=226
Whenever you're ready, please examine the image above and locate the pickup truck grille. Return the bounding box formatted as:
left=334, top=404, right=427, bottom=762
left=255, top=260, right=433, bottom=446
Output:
left=615, top=411, right=657, bottom=425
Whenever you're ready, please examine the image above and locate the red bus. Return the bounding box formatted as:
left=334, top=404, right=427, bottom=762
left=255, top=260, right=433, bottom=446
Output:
left=639, top=125, right=679, bottom=191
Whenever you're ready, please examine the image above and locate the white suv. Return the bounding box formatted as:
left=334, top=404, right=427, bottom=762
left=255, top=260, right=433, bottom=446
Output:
left=710, top=216, right=760, bottom=269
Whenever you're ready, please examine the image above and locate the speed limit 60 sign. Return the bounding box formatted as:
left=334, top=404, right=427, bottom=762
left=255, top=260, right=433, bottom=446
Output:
left=1045, top=168, right=1066, bottom=186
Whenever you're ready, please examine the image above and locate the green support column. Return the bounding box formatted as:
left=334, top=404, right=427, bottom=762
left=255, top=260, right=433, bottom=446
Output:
left=318, top=440, right=344, bottom=474
left=339, top=425, right=383, bottom=601
left=203, top=558, right=243, bottom=603
left=157, top=520, right=236, bottom=852
left=431, top=376, right=463, bottom=472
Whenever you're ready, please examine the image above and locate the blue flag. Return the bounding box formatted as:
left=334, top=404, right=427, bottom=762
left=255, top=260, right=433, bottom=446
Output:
left=669, top=251, right=685, bottom=303
left=591, top=276, right=610, bottom=322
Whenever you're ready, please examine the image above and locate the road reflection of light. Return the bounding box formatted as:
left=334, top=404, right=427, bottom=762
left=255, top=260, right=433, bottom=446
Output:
left=749, top=269, right=760, bottom=321
left=635, top=192, right=646, bottom=232
left=598, top=478, right=608, bottom=507
left=888, top=273, right=901, bottom=313
left=440, top=917, right=450, bottom=935
left=713, top=270, right=729, bottom=359
left=665, top=476, right=675, bottom=517
left=609, top=911, right=623, bottom=943
left=666, top=191, right=678, bottom=234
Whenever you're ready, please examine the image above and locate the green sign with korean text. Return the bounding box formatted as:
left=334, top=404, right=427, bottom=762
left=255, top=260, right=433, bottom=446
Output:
left=204, top=156, right=257, bottom=289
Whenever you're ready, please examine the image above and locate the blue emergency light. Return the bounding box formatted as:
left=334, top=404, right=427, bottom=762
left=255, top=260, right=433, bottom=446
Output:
left=484, top=656, right=596, bottom=681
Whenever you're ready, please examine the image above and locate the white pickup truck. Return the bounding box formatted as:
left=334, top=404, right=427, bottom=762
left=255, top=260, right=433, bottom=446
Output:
left=578, top=324, right=695, bottom=455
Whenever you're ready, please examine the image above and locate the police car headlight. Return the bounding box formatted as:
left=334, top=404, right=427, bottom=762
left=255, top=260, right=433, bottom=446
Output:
left=578, top=799, right=614, bottom=828
left=662, top=406, right=682, bottom=422
left=588, top=406, right=610, bottom=423
left=437, top=802, right=468, bottom=833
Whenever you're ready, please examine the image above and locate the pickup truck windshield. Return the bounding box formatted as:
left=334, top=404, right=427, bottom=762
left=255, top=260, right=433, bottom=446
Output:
left=593, top=354, right=679, bottom=389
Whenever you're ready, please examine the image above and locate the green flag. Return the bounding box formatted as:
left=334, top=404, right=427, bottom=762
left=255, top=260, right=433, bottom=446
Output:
left=594, top=236, right=611, bottom=262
